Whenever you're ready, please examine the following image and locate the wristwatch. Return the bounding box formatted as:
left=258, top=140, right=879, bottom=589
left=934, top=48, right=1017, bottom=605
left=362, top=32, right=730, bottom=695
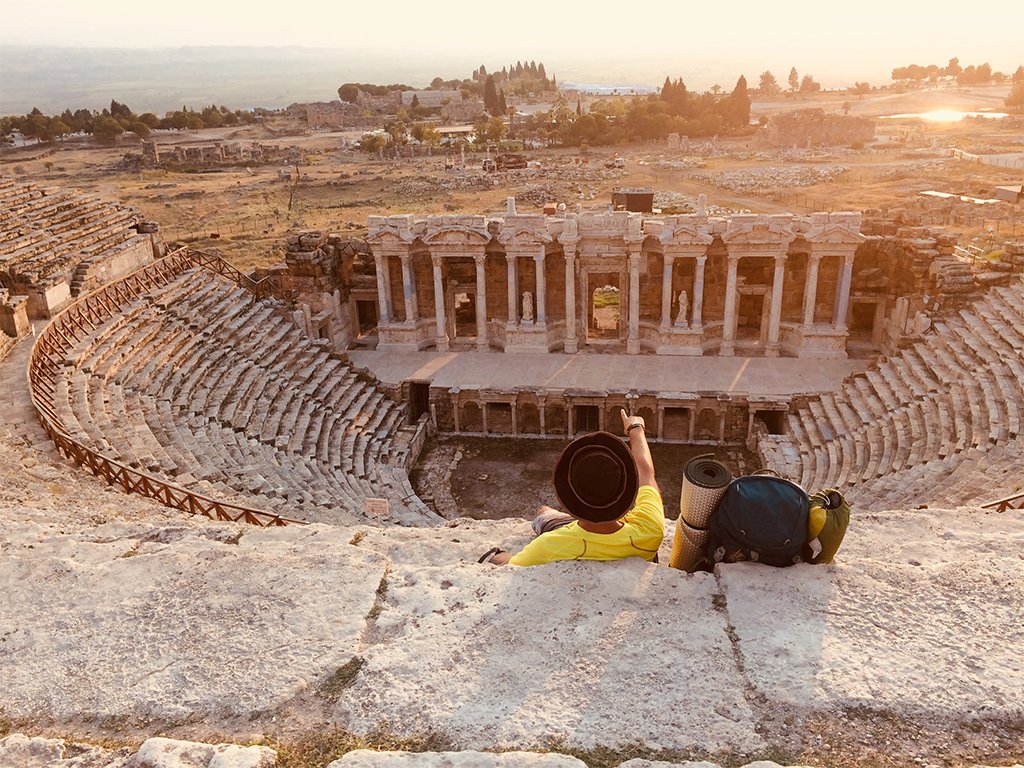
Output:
left=478, top=546, right=505, bottom=564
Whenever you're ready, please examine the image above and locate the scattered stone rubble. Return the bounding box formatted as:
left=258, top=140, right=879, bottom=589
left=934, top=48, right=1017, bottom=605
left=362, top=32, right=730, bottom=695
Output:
left=690, top=165, right=848, bottom=193
left=0, top=734, right=275, bottom=768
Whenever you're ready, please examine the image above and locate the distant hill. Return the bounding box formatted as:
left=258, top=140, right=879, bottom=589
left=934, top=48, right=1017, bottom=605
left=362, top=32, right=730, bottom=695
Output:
left=0, top=45, right=476, bottom=115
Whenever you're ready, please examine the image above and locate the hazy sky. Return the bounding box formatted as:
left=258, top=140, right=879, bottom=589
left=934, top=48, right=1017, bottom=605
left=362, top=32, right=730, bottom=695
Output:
left=4, top=0, right=1023, bottom=88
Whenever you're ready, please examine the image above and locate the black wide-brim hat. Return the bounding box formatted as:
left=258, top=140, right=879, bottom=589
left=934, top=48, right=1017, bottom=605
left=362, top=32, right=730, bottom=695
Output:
left=553, top=431, right=639, bottom=523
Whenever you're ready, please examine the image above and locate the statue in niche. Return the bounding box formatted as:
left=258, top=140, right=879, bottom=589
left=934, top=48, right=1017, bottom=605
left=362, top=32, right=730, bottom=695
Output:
left=675, top=290, right=689, bottom=327
left=522, top=291, right=534, bottom=323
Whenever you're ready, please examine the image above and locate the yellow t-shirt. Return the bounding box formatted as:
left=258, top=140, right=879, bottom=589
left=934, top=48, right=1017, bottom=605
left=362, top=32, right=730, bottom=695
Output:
left=509, top=485, right=665, bottom=566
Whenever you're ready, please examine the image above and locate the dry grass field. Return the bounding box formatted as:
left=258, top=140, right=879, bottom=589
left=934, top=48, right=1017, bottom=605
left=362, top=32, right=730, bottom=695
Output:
left=3, top=85, right=1021, bottom=274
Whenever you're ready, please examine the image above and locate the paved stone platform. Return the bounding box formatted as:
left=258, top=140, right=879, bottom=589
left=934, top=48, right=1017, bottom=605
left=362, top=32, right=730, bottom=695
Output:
left=2, top=507, right=1021, bottom=762
left=348, top=350, right=867, bottom=396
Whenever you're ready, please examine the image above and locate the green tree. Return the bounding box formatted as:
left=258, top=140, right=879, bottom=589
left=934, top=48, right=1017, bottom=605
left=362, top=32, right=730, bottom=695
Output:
left=1006, top=66, right=1024, bottom=112
left=338, top=84, right=360, bottom=103
left=129, top=121, right=151, bottom=138
left=484, top=75, right=500, bottom=116
left=359, top=129, right=389, bottom=153
left=758, top=70, right=780, bottom=95
left=788, top=67, right=799, bottom=93
left=92, top=115, right=124, bottom=144
left=799, top=74, right=821, bottom=95
left=725, top=75, right=750, bottom=127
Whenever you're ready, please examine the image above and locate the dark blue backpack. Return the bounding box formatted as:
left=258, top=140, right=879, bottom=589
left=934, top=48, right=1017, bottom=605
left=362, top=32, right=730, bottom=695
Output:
left=705, top=473, right=810, bottom=568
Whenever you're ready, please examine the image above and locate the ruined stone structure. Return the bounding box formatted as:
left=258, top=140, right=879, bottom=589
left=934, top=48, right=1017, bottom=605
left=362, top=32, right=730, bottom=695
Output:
left=0, top=177, right=161, bottom=319
left=263, top=203, right=1023, bottom=462
left=139, top=140, right=297, bottom=167
left=760, top=109, right=875, bottom=148
left=365, top=204, right=867, bottom=359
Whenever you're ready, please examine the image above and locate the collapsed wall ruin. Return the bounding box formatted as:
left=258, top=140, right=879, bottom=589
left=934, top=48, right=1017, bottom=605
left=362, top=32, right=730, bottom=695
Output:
left=138, top=139, right=300, bottom=168
left=760, top=108, right=876, bottom=148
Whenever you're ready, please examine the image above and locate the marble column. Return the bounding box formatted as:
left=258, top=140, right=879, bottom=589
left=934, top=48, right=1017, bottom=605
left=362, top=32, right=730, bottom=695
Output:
left=659, top=254, right=675, bottom=330
left=431, top=254, right=448, bottom=351
left=373, top=253, right=392, bottom=323
left=567, top=402, right=575, bottom=436
left=474, top=253, right=488, bottom=351
left=511, top=401, right=518, bottom=436
left=692, top=255, right=707, bottom=329
left=505, top=254, right=518, bottom=327
left=802, top=253, right=822, bottom=327
left=564, top=248, right=578, bottom=353
left=539, top=396, right=547, bottom=435
left=766, top=254, right=786, bottom=357
left=720, top=255, right=740, bottom=356
left=399, top=253, right=417, bottom=324
left=534, top=248, right=547, bottom=325
left=833, top=253, right=855, bottom=329
left=627, top=252, right=641, bottom=354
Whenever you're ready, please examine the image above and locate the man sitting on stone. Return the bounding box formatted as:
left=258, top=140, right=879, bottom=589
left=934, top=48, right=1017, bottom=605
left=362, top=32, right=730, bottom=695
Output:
left=480, top=409, right=663, bottom=566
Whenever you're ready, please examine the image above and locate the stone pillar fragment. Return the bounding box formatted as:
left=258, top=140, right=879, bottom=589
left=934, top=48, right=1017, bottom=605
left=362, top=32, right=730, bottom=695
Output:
left=833, top=254, right=855, bottom=329
left=564, top=248, right=577, bottom=353
left=431, top=254, right=448, bottom=351
left=400, top=253, right=417, bottom=324
left=766, top=255, right=786, bottom=356
left=692, top=255, right=706, bottom=329
left=627, top=252, right=641, bottom=354
left=534, top=248, right=547, bottom=326
left=474, top=254, right=488, bottom=351
left=721, top=255, right=740, bottom=356
left=802, top=253, right=822, bottom=327
left=506, top=254, right=518, bottom=327
left=660, top=254, right=675, bottom=330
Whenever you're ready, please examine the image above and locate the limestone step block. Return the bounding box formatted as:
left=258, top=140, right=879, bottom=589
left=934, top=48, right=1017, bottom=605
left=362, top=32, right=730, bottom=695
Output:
left=901, top=348, right=940, bottom=396
left=913, top=344, right=955, bottom=388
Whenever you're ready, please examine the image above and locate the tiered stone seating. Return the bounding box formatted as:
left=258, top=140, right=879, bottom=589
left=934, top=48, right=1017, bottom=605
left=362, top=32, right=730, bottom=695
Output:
left=0, top=177, right=151, bottom=303
left=50, top=266, right=436, bottom=527
left=758, top=276, right=1024, bottom=510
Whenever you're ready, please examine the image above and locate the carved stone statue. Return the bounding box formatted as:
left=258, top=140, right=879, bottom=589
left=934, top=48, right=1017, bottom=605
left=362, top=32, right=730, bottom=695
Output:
left=675, top=290, right=689, bottom=327
left=522, top=291, right=534, bottom=323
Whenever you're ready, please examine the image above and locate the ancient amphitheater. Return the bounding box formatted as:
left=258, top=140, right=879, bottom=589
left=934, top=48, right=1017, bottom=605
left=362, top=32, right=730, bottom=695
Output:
left=1, top=175, right=1022, bottom=768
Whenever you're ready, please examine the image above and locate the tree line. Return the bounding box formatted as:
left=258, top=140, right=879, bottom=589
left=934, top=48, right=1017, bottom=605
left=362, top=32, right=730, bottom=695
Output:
left=890, top=57, right=1018, bottom=85
left=1, top=100, right=259, bottom=145
left=359, top=74, right=754, bottom=153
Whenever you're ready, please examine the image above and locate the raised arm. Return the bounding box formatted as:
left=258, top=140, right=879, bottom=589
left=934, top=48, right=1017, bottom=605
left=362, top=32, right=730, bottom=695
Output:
left=620, top=408, right=658, bottom=492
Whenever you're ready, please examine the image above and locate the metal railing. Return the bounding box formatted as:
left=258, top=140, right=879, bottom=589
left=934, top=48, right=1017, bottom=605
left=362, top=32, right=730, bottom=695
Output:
left=27, top=247, right=303, bottom=527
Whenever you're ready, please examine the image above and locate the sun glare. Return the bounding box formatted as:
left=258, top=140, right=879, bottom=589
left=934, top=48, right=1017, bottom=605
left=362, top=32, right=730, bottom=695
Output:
left=881, top=109, right=1010, bottom=121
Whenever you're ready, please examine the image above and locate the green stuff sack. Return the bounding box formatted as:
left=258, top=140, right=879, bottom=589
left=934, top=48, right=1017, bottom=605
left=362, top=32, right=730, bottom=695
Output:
left=807, top=488, right=850, bottom=564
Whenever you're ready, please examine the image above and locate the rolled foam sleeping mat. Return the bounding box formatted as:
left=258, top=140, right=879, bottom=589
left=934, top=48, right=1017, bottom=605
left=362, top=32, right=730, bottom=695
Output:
left=669, top=454, right=733, bottom=572
left=669, top=518, right=711, bottom=572
left=679, top=454, right=733, bottom=528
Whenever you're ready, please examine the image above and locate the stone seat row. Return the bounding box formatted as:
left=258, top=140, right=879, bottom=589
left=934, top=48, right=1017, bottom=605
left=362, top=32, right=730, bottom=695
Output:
left=49, top=266, right=434, bottom=526
left=0, top=197, right=115, bottom=256
left=6, top=219, right=144, bottom=283
left=2, top=204, right=137, bottom=261
left=766, top=277, right=1024, bottom=509
left=61, top=326, right=416, bottom=525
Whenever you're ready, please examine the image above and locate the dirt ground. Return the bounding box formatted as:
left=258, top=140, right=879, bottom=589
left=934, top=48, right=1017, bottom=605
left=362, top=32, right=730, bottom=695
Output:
left=2, top=84, right=1021, bottom=274
left=411, top=433, right=761, bottom=522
